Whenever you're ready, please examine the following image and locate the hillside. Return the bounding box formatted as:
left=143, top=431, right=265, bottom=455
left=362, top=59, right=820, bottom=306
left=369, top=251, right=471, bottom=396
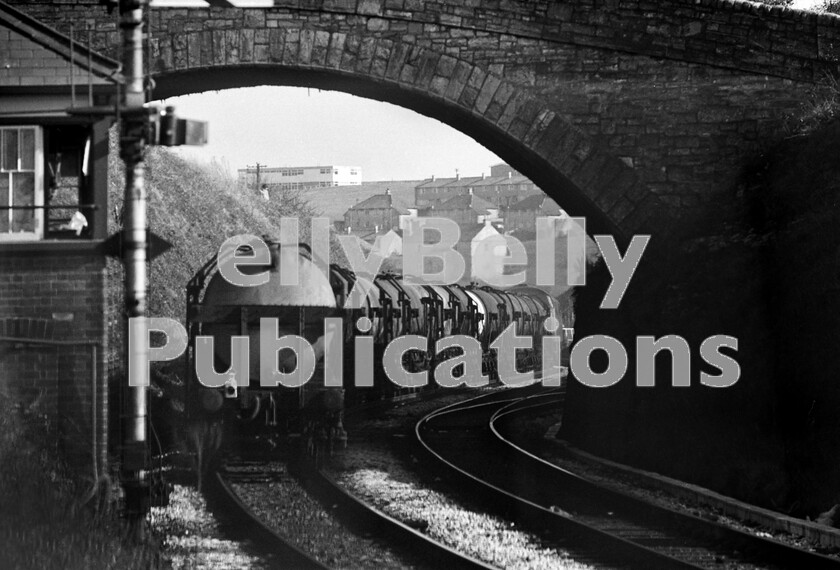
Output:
left=300, top=180, right=419, bottom=222
left=108, top=140, right=322, bottom=323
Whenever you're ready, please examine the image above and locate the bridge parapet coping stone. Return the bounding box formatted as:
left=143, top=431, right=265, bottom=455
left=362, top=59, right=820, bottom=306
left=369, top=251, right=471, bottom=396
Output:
left=139, top=0, right=840, bottom=81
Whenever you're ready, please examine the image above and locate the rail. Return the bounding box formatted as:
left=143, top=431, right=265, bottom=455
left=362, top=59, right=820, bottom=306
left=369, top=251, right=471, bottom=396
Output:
left=489, top=393, right=840, bottom=569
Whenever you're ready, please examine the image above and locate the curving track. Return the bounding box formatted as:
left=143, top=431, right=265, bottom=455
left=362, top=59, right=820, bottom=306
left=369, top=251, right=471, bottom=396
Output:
left=416, top=389, right=840, bottom=570
left=208, top=463, right=329, bottom=570
left=214, top=427, right=495, bottom=569
left=298, top=460, right=496, bottom=569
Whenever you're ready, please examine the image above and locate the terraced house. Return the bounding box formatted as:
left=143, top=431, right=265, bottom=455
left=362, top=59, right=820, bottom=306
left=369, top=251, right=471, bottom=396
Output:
left=414, top=164, right=541, bottom=208
left=342, top=189, right=406, bottom=234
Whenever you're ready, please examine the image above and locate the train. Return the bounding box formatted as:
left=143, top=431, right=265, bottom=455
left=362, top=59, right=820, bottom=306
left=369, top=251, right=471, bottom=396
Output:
left=185, top=235, right=566, bottom=452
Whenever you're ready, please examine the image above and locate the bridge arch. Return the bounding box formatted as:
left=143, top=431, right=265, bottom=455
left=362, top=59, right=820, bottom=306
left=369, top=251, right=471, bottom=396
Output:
left=151, top=36, right=664, bottom=243
left=12, top=0, right=840, bottom=242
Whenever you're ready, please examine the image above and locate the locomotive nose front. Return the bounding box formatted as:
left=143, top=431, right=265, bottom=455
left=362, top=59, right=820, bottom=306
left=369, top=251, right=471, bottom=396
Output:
left=191, top=238, right=347, bottom=449
left=199, top=239, right=338, bottom=395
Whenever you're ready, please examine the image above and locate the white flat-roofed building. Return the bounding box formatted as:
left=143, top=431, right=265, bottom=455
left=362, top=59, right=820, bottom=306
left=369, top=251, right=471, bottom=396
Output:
left=239, top=164, right=362, bottom=191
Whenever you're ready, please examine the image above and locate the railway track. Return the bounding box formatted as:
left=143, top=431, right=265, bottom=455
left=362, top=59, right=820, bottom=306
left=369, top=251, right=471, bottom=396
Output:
left=327, top=383, right=625, bottom=568
left=212, top=456, right=493, bottom=569
left=198, top=387, right=490, bottom=569
left=416, top=389, right=840, bottom=570
left=211, top=388, right=501, bottom=570
left=297, top=459, right=495, bottom=569
left=305, top=389, right=508, bottom=569
left=208, top=462, right=329, bottom=570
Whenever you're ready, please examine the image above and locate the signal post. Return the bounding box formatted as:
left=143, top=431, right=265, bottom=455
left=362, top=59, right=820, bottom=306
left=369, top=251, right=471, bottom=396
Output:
left=110, top=0, right=206, bottom=526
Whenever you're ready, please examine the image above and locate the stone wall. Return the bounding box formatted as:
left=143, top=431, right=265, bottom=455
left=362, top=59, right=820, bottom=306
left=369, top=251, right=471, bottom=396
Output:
left=12, top=0, right=839, bottom=240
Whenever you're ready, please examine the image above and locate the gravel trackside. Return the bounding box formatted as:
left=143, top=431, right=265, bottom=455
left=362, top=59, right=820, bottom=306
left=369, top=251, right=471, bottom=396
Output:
left=150, top=484, right=267, bottom=570
left=229, top=461, right=431, bottom=570
left=330, top=443, right=599, bottom=570
left=327, top=389, right=602, bottom=570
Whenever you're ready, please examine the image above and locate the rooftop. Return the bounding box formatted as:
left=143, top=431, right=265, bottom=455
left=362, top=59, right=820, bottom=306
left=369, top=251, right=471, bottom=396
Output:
left=417, top=173, right=536, bottom=189
left=0, top=2, right=122, bottom=88
left=239, top=165, right=361, bottom=173
left=300, top=180, right=418, bottom=222
left=508, top=194, right=563, bottom=212
left=350, top=192, right=392, bottom=210
left=436, top=192, right=499, bottom=212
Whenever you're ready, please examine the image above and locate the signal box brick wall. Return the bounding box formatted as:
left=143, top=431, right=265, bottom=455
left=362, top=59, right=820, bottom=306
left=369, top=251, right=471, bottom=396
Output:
left=0, top=3, right=119, bottom=476
left=0, top=248, right=107, bottom=468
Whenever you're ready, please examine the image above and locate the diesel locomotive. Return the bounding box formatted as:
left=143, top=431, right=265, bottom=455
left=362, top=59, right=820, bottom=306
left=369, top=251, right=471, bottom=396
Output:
left=185, top=235, right=565, bottom=450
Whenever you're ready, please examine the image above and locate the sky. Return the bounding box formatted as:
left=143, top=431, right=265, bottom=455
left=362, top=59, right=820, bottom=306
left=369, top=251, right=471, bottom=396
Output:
left=156, top=0, right=826, bottom=181
left=158, top=87, right=504, bottom=182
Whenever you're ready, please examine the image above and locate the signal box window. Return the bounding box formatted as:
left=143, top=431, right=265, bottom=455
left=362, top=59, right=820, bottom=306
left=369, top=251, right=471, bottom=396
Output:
left=0, top=124, right=97, bottom=242
left=0, top=126, right=43, bottom=240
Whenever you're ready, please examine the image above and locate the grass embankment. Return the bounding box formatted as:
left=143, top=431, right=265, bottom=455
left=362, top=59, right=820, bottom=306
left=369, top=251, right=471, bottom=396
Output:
left=0, top=398, right=160, bottom=570
left=108, top=142, right=324, bottom=322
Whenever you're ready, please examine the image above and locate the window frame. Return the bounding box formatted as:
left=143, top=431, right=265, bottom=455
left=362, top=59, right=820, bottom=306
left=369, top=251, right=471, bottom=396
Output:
left=0, top=125, right=44, bottom=242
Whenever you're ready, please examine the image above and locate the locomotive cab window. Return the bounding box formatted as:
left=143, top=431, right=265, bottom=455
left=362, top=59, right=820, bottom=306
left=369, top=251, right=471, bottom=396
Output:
left=0, top=124, right=96, bottom=242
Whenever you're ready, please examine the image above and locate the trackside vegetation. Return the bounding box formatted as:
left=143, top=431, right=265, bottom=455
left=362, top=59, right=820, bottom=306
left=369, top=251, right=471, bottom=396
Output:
left=0, top=397, right=161, bottom=570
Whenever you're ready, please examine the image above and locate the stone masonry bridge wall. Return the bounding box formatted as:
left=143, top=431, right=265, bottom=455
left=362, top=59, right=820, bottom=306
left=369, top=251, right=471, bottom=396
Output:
left=9, top=0, right=840, bottom=241
left=9, top=0, right=840, bottom=511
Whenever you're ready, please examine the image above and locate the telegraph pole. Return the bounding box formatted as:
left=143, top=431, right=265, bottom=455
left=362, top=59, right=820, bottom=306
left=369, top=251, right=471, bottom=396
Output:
left=254, top=162, right=263, bottom=191
left=119, top=0, right=150, bottom=526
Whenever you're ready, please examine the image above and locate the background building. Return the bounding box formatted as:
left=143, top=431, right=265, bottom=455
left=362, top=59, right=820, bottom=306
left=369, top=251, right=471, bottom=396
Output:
left=238, top=164, right=362, bottom=191
left=431, top=190, right=500, bottom=228
left=414, top=173, right=484, bottom=208
left=342, top=189, right=406, bottom=234
left=414, top=164, right=542, bottom=208
left=505, top=194, right=565, bottom=235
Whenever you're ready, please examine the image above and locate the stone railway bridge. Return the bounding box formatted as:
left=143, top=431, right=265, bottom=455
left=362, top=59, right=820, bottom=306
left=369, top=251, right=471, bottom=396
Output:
left=11, top=0, right=840, bottom=243
left=9, top=0, right=840, bottom=511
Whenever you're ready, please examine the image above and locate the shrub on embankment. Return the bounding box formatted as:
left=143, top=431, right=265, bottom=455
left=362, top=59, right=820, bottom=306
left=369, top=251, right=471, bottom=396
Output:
left=0, top=396, right=160, bottom=570
left=107, top=138, right=321, bottom=324
left=562, top=116, right=840, bottom=520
